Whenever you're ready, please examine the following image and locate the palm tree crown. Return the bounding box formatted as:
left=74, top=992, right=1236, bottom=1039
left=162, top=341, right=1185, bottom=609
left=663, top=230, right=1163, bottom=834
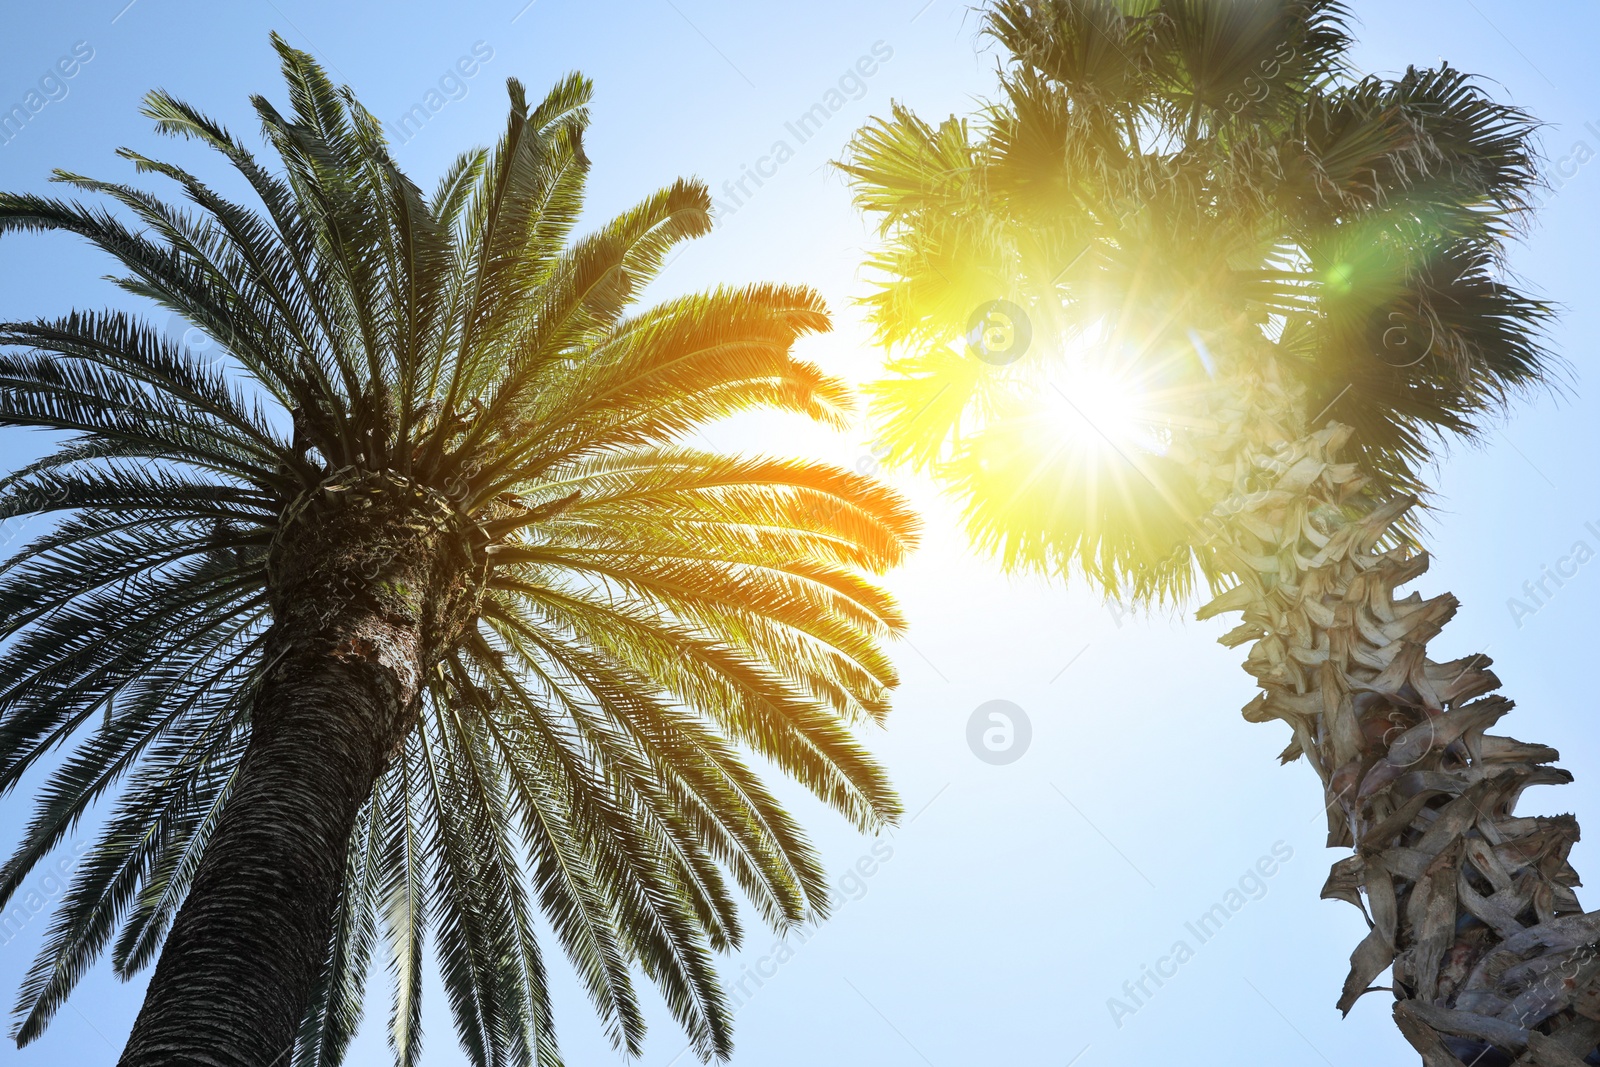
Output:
left=843, top=3, right=1589, bottom=1064
left=844, top=0, right=1548, bottom=602
left=0, top=35, right=916, bottom=1066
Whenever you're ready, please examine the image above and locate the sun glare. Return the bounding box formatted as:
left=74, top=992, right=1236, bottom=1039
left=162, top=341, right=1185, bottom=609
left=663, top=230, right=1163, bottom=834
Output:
left=1026, top=328, right=1168, bottom=460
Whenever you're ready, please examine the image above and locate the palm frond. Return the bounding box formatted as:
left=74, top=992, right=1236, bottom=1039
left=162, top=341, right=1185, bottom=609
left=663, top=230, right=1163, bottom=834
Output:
left=0, top=36, right=915, bottom=1066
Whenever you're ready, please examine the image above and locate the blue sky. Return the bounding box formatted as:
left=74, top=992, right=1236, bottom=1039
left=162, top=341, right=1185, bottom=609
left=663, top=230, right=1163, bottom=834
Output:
left=1, top=1, right=1598, bottom=1064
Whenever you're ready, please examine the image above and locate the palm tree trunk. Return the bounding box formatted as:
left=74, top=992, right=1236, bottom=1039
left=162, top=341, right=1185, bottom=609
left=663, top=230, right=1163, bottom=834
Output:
left=1188, top=366, right=1600, bottom=1065
left=116, top=471, right=481, bottom=1067
left=114, top=620, right=423, bottom=1067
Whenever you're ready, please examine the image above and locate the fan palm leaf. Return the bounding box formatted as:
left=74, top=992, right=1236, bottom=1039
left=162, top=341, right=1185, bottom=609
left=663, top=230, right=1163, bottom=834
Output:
left=843, top=2, right=1594, bottom=1062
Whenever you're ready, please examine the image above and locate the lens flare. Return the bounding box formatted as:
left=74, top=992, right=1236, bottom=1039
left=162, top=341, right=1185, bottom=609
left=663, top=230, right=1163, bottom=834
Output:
left=1021, top=327, right=1168, bottom=460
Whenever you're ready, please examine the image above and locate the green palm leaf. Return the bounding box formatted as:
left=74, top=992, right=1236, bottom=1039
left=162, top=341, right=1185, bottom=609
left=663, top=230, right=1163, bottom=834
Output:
left=0, top=33, right=917, bottom=1067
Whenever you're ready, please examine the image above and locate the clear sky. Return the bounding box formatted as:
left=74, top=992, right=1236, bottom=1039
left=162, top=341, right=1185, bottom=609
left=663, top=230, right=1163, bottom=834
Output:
left=1, top=1, right=1598, bottom=1064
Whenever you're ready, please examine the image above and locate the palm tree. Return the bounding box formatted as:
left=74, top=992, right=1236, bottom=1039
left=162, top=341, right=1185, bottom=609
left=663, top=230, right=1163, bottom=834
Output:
left=0, top=35, right=917, bottom=1067
left=844, top=1, right=1595, bottom=1062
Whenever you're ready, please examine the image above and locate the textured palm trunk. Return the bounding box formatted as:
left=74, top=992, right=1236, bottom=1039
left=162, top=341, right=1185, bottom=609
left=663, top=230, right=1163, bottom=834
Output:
left=115, top=622, right=423, bottom=1067
left=116, top=469, right=485, bottom=1067
left=1182, top=367, right=1600, bottom=1066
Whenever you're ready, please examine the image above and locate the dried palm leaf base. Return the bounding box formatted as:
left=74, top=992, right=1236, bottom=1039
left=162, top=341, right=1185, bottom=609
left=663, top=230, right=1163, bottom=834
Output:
left=1191, top=367, right=1600, bottom=1065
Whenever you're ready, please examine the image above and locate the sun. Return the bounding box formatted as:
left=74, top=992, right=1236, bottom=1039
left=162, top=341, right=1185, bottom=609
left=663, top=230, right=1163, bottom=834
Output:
left=1023, top=325, right=1169, bottom=460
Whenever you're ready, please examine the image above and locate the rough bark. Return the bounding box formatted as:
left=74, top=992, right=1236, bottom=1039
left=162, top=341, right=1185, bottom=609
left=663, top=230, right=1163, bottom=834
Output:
left=114, top=629, right=419, bottom=1067
left=1184, top=367, right=1600, bottom=1066
left=116, top=469, right=486, bottom=1067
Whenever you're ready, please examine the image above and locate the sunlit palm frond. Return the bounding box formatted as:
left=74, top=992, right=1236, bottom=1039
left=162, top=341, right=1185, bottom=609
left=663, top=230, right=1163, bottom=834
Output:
left=0, top=33, right=918, bottom=1066
left=843, top=0, right=1548, bottom=603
